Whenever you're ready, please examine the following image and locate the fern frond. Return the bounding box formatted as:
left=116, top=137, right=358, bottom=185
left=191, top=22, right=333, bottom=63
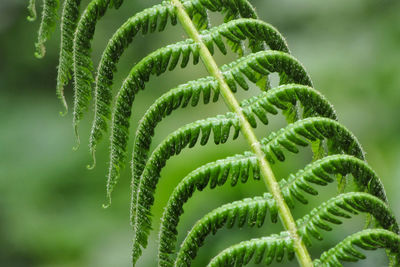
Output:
left=157, top=154, right=378, bottom=264
left=129, top=84, right=332, bottom=216
left=102, top=30, right=293, bottom=205
left=281, top=155, right=388, bottom=207
left=158, top=152, right=259, bottom=265
left=128, top=77, right=220, bottom=211
left=198, top=18, right=289, bottom=55
left=155, top=118, right=368, bottom=262
left=129, top=83, right=334, bottom=215
left=56, top=0, right=81, bottom=113
left=175, top=192, right=397, bottom=266
left=94, top=17, right=286, bottom=142
left=38, top=0, right=122, bottom=112
left=92, top=20, right=293, bottom=167
left=208, top=232, right=294, bottom=266
left=31, top=1, right=399, bottom=266
left=296, top=192, right=399, bottom=246
left=131, top=112, right=241, bottom=263
left=240, top=84, right=336, bottom=128
left=130, top=86, right=329, bottom=219
left=93, top=1, right=209, bottom=127
left=72, top=0, right=112, bottom=145
left=154, top=84, right=336, bottom=261
left=260, top=117, right=364, bottom=164
left=133, top=116, right=358, bottom=263
left=107, top=49, right=311, bottom=207
left=213, top=0, right=262, bottom=54
left=74, top=0, right=257, bottom=146
left=92, top=39, right=201, bottom=170
left=221, top=50, right=312, bottom=93
left=34, top=0, right=60, bottom=58
left=175, top=193, right=277, bottom=266
left=314, top=229, right=400, bottom=266
left=27, top=0, right=37, bottom=21
left=204, top=193, right=399, bottom=267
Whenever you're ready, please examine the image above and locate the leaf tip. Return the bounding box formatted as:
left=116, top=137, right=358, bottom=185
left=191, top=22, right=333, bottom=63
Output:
left=87, top=150, right=97, bottom=170
left=27, top=0, right=37, bottom=22
left=34, top=43, right=45, bottom=58
left=59, top=109, right=68, bottom=117
left=57, top=89, right=68, bottom=116
left=27, top=15, right=36, bottom=22
left=102, top=192, right=112, bottom=209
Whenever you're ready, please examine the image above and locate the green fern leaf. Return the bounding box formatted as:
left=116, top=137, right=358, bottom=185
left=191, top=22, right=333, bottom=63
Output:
left=72, top=0, right=112, bottom=146
left=30, top=1, right=399, bottom=266
left=132, top=116, right=361, bottom=264
left=208, top=232, right=295, bottom=266
left=314, top=229, right=400, bottom=266
left=158, top=152, right=259, bottom=266
left=129, top=83, right=335, bottom=217
left=92, top=18, right=291, bottom=170
left=33, top=0, right=60, bottom=58
left=56, top=0, right=81, bottom=113
left=296, top=192, right=398, bottom=245
left=259, top=117, right=364, bottom=164
left=27, top=0, right=37, bottom=21
left=132, top=95, right=334, bottom=223
left=175, top=192, right=397, bottom=266
left=131, top=112, right=241, bottom=263
left=73, top=0, right=256, bottom=147
left=91, top=39, right=200, bottom=168
left=203, top=192, right=397, bottom=267
left=281, top=154, right=388, bottom=207
left=128, top=76, right=220, bottom=212
left=175, top=193, right=277, bottom=266
left=107, top=49, right=312, bottom=208
left=158, top=153, right=388, bottom=265
left=93, top=1, right=209, bottom=130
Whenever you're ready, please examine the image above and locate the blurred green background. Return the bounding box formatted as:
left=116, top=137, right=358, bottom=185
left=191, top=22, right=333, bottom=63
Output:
left=1, top=0, right=399, bottom=266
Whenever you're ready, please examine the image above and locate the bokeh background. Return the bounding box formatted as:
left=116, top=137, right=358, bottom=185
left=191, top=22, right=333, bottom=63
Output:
left=1, top=0, right=399, bottom=266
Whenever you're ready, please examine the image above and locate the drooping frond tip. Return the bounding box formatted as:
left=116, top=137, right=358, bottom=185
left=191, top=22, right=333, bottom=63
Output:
left=27, top=0, right=37, bottom=21
left=56, top=0, right=83, bottom=115
left=34, top=0, right=60, bottom=58
left=29, top=0, right=398, bottom=266
left=73, top=0, right=210, bottom=149
left=111, top=49, right=311, bottom=211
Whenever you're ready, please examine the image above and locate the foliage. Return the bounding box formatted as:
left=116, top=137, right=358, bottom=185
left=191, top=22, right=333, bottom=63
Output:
left=29, top=0, right=399, bottom=266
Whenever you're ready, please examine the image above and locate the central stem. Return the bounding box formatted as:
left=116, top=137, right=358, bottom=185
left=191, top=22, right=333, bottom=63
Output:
left=171, top=1, right=313, bottom=266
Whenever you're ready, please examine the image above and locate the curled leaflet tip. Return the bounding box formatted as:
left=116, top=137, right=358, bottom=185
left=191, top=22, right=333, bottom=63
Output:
left=87, top=149, right=96, bottom=170
left=59, top=110, right=68, bottom=116
left=34, top=43, right=45, bottom=59
left=27, top=16, right=36, bottom=22
left=102, top=197, right=111, bottom=209
left=59, top=98, right=68, bottom=117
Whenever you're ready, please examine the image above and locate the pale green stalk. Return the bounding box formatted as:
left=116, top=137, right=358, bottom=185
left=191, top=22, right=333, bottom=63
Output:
left=171, top=0, right=313, bottom=266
